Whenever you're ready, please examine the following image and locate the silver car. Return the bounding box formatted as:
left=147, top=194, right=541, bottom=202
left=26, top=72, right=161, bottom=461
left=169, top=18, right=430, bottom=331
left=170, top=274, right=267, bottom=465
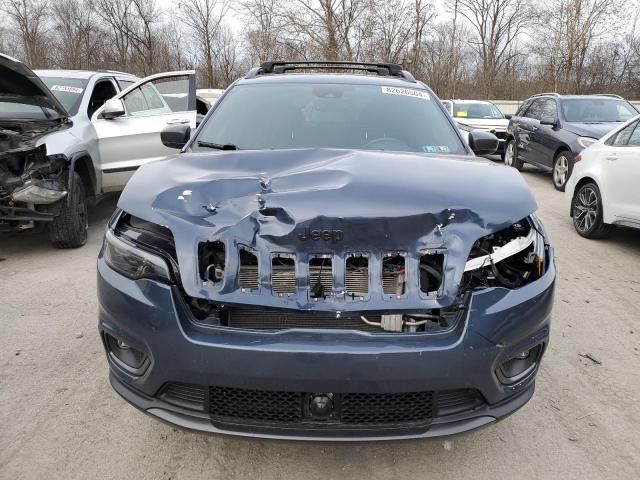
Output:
left=0, top=53, right=196, bottom=247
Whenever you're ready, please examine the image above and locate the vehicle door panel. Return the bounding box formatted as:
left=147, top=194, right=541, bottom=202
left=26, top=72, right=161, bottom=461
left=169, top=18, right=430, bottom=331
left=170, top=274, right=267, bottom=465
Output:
left=529, top=99, right=559, bottom=168
left=515, top=100, right=543, bottom=164
left=605, top=122, right=640, bottom=221
left=92, top=71, right=196, bottom=192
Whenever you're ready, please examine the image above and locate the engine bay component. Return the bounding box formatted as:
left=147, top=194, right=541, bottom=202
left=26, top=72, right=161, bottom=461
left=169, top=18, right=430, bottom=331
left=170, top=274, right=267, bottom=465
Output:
left=198, top=241, right=225, bottom=282
left=10, top=179, right=67, bottom=204
left=382, top=253, right=406, bottom=296
left=238, top=248, right=259, bottom=290
left=461, top=219, right=545, bottom=291
left=464, top=227, right=535, bottom=272
left=360, top=312, right=451, bottom=332
left=272, top=254, right=296, bottom=295
left=309, top=256, right=333, bottom=299
left=345, top=254, right=369, bottom=298
left=419, top=251, right=444, bottom=294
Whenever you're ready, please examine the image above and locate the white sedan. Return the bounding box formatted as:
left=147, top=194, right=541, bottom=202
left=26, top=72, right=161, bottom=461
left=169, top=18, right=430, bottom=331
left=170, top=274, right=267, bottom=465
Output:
left=565, top=114, right=640, bottom=238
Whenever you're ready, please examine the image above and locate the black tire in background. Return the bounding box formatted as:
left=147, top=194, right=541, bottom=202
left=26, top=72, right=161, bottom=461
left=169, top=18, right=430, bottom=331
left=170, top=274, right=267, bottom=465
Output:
left=48, top=171, right=89, bottom=249
left=572, top=182, right=612, bottom=239
left=503, top=140, right=523, bottom=170
left=552, top=151, right=573, bottom=192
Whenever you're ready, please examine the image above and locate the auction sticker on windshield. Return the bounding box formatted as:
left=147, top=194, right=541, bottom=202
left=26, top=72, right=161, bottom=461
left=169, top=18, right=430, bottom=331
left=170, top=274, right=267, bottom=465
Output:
left=51, top=85, right=84, bottom=94
left=381, top=86, right=430, bottom=100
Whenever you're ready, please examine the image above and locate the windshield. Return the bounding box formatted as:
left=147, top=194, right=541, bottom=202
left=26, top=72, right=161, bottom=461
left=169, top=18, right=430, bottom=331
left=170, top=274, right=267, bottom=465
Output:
left=194, top=83, right=466, bottom=155
left=561, top=99, right=637, bottom=123
left=453, top=102, right=503, bottom=119
left=39, top=76, right=89, bottom=116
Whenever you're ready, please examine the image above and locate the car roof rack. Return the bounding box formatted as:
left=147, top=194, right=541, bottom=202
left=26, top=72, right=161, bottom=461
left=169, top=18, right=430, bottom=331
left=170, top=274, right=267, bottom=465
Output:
left=593, top=93, right=623, bottom=99
left=95, top=69, right=137, bottom=76
left=530, top=92, right=561, bottom=98
left=246, top=61, right=416, bottom=82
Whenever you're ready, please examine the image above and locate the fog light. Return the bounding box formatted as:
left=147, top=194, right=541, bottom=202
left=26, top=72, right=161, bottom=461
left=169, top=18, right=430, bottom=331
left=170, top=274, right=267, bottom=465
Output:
left=104, top=333, right=149, bottom=375
left=498, top=344, right=542, bottom=384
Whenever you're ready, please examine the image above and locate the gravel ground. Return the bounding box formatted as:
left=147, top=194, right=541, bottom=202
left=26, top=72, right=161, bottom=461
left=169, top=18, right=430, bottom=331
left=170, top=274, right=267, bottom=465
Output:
left=1, top=165, right=639, bottom=480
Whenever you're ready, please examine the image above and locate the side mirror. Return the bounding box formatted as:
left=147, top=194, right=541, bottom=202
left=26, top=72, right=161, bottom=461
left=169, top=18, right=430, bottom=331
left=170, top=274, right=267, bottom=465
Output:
left=103, top=98, right=125, bottom=120
left=540, top=115, right=557, bottom=126
left=161, top=124, right=191, bottom=149
left=504, top=114, right=513, bottom=120
left=468, top=130, right=499, bottom=156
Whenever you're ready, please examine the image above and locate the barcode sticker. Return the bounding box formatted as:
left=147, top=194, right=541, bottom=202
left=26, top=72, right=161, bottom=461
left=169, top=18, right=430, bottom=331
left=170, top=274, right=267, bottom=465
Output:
left=51, top=85, right=84, bottom=94
left=381, top=86, right=430, bottom=100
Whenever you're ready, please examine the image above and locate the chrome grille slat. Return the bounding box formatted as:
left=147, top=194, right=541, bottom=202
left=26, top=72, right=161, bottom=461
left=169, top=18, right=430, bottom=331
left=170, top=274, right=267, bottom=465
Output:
left=272, top=264, right=296, bottom=294
left=238, top=265, right=259, bottom=289
left=308, top=265, right=333, bottom=293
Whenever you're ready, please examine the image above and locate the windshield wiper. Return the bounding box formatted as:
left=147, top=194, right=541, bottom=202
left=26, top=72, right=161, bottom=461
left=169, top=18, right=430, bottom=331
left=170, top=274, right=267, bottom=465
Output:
left=197, top=141, right=238, bottom=150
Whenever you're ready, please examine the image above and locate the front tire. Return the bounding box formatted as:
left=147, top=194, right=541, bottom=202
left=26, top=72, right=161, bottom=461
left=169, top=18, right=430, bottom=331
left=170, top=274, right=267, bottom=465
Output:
left=504, top=140, right=523, bottom=170
left=572, top=182, right=612, bottom=238
left=48, top=171, right=89, bottom=249
left=552, top=152, right=573, bottom=191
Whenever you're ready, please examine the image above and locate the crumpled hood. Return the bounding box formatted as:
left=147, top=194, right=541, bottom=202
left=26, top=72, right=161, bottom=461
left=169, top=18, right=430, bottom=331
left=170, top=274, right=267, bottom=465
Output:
left=119, top=148, right=538, bottom=311
left=563, top=122, right=620, bottom=139
left=0, top=53, right=68, bottom=117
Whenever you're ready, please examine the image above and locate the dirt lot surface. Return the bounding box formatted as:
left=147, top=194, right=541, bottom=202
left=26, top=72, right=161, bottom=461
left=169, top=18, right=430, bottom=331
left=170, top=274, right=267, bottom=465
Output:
left=1, top=166, right=639, bottom=480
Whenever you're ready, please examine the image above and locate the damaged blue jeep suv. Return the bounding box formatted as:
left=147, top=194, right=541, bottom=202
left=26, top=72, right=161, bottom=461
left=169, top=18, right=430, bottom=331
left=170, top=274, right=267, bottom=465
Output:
left=98, top=61, right=555, bottom=440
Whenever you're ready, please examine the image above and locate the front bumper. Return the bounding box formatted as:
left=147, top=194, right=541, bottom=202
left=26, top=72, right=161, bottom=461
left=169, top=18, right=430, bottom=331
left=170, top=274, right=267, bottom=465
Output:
left=98, top=252, right=555, bottom=440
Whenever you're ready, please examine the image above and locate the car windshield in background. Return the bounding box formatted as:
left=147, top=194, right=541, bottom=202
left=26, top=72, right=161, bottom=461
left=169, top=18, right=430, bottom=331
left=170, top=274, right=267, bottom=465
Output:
left=561, top=99, right=637, bottom=123
left=38, top=77, right=89, bottom=115
left=195, top=83, right=466, bottom=155
left=453, top=102, right=503, bottom=119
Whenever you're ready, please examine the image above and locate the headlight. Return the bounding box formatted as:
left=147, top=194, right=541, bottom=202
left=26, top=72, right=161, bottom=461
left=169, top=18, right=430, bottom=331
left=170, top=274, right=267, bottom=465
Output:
left=103, top=229, right=171, bottom=283
left=463, top=219, right=546, bottom=289
left=457, top=122, right=473, bottom=132
left=576, top=136, right=597, bottom=149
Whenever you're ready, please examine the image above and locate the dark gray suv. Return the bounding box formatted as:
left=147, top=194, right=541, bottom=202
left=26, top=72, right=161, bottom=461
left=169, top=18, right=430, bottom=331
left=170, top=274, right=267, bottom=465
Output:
left=505, top=93, right=637, bottom=191
left=98, top=61, right=554, bottom=440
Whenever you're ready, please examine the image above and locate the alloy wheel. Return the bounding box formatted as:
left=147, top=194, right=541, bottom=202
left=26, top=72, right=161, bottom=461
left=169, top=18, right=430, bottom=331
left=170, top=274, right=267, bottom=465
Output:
left=573, top=186, right=598, bottom=233
left=553, top=155, right=569, bottom=187
left=504, top=142, right=514, bottom=166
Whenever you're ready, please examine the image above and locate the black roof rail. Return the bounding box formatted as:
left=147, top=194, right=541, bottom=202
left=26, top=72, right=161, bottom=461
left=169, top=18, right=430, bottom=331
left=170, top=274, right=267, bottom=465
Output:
left=593, top=93, right=623, bottom=99
left=530, top=92, right=561, bottom=98
left=246, top=61, right=416, bottom=82
left=95, top=69, right=136, bottom=76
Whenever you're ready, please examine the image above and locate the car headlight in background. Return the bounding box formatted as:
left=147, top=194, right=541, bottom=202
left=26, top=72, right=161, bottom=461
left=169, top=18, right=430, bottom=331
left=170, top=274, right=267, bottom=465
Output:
left=103, top=229, right=171, bottom=283
left=576, top=136, right=597, bottom=149
left=456, top=122, right=473, bottom=132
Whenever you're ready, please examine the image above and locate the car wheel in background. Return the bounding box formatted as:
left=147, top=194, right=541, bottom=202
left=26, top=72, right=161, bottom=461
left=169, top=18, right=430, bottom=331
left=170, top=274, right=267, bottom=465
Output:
left=504, top=140, right=523, bottom=170
left=48, top=171, right=89, bottom=249
left=572, top=182, right=612, bottom=239
left=552, top=152, right=573, bottom=191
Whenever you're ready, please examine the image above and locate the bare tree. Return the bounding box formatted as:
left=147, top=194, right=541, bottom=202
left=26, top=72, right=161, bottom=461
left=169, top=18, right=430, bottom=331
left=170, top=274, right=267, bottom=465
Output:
left=3, top=0, right=50, bottom=67
left=241, top=0, right=287, bottom=63
left=94, top=0, right=135, bottom=69
left=50, top=0, right=101, bottom=69
left=458, top=0, right=532, bottom=97
left=179, top=0, right=230, bottom=87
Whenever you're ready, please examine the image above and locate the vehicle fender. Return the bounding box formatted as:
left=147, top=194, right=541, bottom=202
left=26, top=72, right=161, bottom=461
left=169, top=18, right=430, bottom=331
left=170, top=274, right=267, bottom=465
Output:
left=68, top=151, right=98, bottom=205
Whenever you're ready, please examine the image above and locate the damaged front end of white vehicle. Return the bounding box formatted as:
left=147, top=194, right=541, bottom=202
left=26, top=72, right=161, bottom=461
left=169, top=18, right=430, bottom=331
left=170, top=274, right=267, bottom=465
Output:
left=0, top=53, right=72, bottom=235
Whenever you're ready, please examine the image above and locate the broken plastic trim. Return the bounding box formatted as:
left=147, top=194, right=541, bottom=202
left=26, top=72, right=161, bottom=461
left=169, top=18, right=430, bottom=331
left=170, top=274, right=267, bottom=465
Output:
left=464, top=227, right=536, bottom=272
left=11, top=179, right=67, bottom=205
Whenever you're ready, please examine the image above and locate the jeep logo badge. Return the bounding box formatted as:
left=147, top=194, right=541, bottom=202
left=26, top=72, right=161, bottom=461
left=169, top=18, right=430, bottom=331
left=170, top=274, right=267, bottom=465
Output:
left=297, top=227, right=344, bottom=242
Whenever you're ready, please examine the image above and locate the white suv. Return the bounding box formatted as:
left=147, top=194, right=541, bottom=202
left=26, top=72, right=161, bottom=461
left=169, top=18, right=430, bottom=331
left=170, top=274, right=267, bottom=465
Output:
left=0, top=53, right=196, bottom=247
left=566, top=114, right=640, bottom=238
